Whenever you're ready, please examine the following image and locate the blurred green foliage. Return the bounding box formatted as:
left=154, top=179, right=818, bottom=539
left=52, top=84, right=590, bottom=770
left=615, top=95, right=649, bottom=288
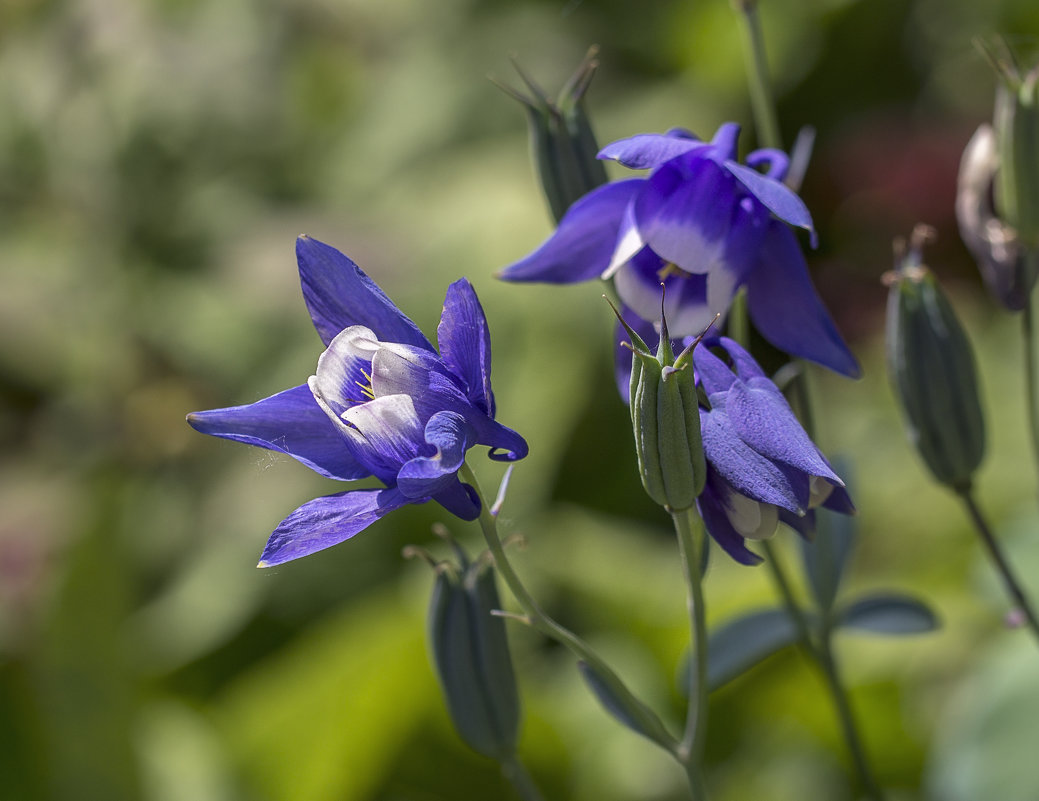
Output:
left=3, top=1, right=1039, bottom=799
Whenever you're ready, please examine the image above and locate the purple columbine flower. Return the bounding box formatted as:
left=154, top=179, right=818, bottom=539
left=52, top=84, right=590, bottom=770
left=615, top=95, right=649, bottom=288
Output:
left=694, top=337, right=854, bottom=564
left=614, top=313, right=852, bottom=564
left=501, top=122, right=859, bottom=378
left=187, top=236, right=527, bottom=567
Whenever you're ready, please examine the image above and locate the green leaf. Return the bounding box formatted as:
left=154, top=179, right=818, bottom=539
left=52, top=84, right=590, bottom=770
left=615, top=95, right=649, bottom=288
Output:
left=838, top=593, right=939, bottom=635
left=576, top=661, right=677, bottom=750
left=708, top=608, right=803, bottom=689
left=799, top=494, right=856, bottom=612
left=677, top=608, right=802, bottom=694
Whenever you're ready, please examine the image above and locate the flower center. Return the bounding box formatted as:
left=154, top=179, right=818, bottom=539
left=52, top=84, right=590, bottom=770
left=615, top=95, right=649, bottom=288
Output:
left=657, top=262, right=694, bottom=281
left=353, top=368, right=376, bottom=403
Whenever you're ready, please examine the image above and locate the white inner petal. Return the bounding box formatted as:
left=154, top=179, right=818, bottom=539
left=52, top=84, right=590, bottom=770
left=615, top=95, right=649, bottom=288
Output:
left=602, top=204, right=645, bottom=280
left=665, top=288, right=718, bottom=339
left=308, top=374, right=364, bottom=446
left=808, top=475, right=835, bottom=509
left=312, top=325, right=381, bottom=411
left=370, top=343, right=433, bottom=397
left=724, top=489, right=779, bottom=540
left=341, top=394, right=424, bottom=463
left=705, top=269, right=741, bottom=325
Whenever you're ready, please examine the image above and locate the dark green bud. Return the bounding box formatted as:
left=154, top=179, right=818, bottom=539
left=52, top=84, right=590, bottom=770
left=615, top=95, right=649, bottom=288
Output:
left=612, top=298, right=708, bottom=511
left=424, top=544, right=520, bottom=760
left=494, top=47, right=610, bottom=223
left=885, top=226, right=986, bottom=492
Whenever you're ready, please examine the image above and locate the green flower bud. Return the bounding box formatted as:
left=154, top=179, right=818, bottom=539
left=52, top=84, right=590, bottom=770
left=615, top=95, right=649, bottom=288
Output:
left=885, top=226, right=986, bottom=492
left=423, top=543, right=520, bottom=760
left=612, top=298, right=708, bottom=511
left=494, top=47, right=609, bottom=223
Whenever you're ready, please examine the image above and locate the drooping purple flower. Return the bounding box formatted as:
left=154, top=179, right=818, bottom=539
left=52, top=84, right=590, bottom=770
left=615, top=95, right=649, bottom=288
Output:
left=614, top=314, right=851, bottom=564
left=693, top=337, right=853, bottom=564
left=501, top=123, right=859, bottom=378
left=187, top=236, right=527, bottom=567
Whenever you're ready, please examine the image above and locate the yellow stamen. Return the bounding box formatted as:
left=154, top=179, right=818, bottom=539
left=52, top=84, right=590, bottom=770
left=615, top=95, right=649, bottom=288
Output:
left=354, top=368, right=376, bottom=401
left=657, top=262, right=693, bottom=281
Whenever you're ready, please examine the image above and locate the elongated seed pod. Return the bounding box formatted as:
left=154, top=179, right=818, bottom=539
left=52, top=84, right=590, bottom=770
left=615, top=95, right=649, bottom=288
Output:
left=886, top=261, right=985, bottom=492
left=429, top=561, right=520, bottom=759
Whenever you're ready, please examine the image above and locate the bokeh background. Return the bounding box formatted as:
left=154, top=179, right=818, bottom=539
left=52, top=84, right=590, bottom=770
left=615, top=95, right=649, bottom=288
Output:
left=4, top=0, right=1039, bottom=799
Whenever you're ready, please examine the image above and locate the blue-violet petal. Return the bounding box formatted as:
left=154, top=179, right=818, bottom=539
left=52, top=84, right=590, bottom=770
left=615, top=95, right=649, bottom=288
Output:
left=186, top=384, right=369, bottom=481
left=437, top=278, right=496, bottom=418
left=597, top=132, right=706, bottom=170
left=499, top=179, right=644, bottom=283
left=397, top=411, right=477, bottom=499
left=297, top=235, right=433, bottom=350
left=258, top=487, right=411, bottom=566
left=744, top=223, right=860, bottom=378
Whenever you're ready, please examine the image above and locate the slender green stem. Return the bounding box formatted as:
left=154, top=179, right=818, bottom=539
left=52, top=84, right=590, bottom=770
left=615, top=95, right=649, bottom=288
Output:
left=459, top=463, right=679, bottom=754
left=730, top=0, right=826, bottom=441
left=726, top=288, right=750, bottom=350
left=760, top=541, right=885, bottom=801
left=681, top=759, right=708, bottom=801
left=732, top=5, right=880, bottom=795
left=1023, top=280, right=1039, bottom=495
left=672, top=507, right=709, bottom=801
left=787, top=363, right=818, bottom=441
left=815, top=635, right=886, bottom=801
left=959, top=489, right=1039, bottom=645
left=760, top=540, right=815, bottom=648
left=500, top=754, right=546, bottom=801
left=732, top=0, right=782, bottom=150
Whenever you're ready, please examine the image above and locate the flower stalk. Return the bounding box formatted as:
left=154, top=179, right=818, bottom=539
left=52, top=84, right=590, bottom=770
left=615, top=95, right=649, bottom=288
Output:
left=958, top=489, right=1039, bottom=647
left=1023, top=256, right=1039, bottom=494
left=673, top=506, right=710, bottom=801
left=731, top=0, right=782, bottom=151
left=459, top=462, right=680, bottom=755
left=759, top=540, right=886, bottom=801
left=726, top=8, right=884, bottom=794
left=499, top=754, right=546, bottom=801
